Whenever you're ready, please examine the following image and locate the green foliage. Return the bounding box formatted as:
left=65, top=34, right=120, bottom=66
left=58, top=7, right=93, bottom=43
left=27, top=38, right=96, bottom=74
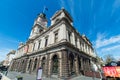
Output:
left=0, top=61, right=4, bottom=66
left=104, top=54, right=115, bottom=64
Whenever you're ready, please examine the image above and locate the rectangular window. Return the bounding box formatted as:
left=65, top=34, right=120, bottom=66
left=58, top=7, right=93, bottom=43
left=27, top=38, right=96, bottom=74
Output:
left=45, top=37, right=48, bottom=47
left=75, top=36, right=77, bottom=47
left=32, top=43, right=35, bottom=51
left=68, top=32, right=71, bottom=42
left=39, top=29, right=43, bottom=33
left=38, top=40, right=41, bottom=49
left=54, top=32, right=58, bottom=43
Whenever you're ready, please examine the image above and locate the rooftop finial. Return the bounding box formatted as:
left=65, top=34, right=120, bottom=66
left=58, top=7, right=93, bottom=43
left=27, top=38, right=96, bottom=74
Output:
left=61, top=7, right=64, bottom=10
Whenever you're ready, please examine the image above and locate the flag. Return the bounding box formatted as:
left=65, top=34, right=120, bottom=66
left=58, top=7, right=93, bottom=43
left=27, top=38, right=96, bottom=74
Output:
left=45, top=7, right=48, bottom=11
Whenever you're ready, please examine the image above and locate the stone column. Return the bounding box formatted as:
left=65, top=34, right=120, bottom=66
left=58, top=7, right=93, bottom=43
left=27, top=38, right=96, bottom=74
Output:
left=15, top=61, right=17, bottom=71
left=36, top=56, right=40, bottom=70
left=21, top=60, right=23, bottom=72
left=29, top=58, right=34, bottom=73
left=21, top=60, right=25, bottom=72
left=77, top=39, right=80, bottom=49
left=48, top=58, right=52, bottom=77
left=80, top=57, right=83, bottom=70
left=60, top=50, right=69, bottom=78
left=38, top=56, right=42, bottom=68
left=75, top=56, right=79, bottom=75
left=81, top=43, right=83, bottom=52
left=19, top=60, right=22, bottom=72
left=72, top=32, right=75, bottom=46
left=68, top=60, right=71, bottom=75
left=45, top=54, right=50, bottom=77
left=23, top=59, right=28, bottom=73
left=66, top=30, right=69, bottom=41
left=59, top=24, right=67, bottom=42
left=8, top=60, right=14, bottom=71
left=31, top=58, right=35, bottom=72
left=25, top=59, right=30, bottom=73
left=14, top=61, right=17, bottom=71
left=17, top=61, right=20, bottom=72
left=12, top=61, right=15, bottom=71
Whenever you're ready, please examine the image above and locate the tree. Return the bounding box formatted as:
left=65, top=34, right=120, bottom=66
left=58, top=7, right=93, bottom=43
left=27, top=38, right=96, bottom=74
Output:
left=96, top=56, right=104, bottom=66
left=104, top=54, right=115, bottom=65
left=0, top=60, right=4, bottom=66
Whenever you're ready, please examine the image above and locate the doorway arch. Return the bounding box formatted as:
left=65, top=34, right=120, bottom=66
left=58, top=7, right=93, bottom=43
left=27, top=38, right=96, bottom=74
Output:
left=52, top=55, right=59, bottom=74
left=69, top=53, right=75, bottom=75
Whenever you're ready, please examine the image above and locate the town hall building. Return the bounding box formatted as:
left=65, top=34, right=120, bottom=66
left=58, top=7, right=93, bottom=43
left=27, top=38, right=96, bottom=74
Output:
left=9, top=8, right=98, bottom=79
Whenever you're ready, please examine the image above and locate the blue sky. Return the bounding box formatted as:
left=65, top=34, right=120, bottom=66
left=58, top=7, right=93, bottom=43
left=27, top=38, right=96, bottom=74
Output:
left=0, top=0, right=120, bottom=61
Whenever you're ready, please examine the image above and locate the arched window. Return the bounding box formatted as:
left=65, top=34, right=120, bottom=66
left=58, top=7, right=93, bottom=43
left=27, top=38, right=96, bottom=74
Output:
left=33, top=58, right=37, bottom=71
left=52, top=55, right=59, bottom=74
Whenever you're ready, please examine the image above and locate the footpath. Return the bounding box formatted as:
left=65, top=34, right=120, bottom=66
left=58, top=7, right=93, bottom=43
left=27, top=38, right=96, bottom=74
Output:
left=0, top=72, right=11, bottom=80
left=2, top=71, right=101, bottom=80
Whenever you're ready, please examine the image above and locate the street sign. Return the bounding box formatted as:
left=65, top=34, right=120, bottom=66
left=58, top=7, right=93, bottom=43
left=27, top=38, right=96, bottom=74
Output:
left=102, top=66, right=120, bottom=77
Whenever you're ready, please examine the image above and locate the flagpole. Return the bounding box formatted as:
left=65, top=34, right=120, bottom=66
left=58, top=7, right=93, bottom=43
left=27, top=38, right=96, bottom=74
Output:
left=43, top=6, right=45, bottom=13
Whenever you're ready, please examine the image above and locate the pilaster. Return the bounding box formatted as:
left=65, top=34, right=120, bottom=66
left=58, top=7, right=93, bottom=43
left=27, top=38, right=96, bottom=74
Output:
left=80, top=57, right=83, bottom=70
left=75, top=56, right=79, bottom=75
left=59, top=24, right=67, bottom=42
left=31, top=58, right=35, bottom=72
left=48, top=58, right=52, bottom=77
left=77, top=38, right=80, bottom=49
left=45, top=54, right=50, bottom=77
left=60, top=50, right=69, bottom=78
left=72, top=32, right=75, bottom=46
left=25, top=59, right=30, bottom=73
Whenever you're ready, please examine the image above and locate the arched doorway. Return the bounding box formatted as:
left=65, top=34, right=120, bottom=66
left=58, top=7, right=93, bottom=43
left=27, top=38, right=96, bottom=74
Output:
left=33, top=58, right=37, bottom=71
left=52, top=55, right=59, bottom=74
left=41, top=57, right=46, bottom=74
left=28, top=59, right=31, bottom=71
left=78, top=56, right=82, bottom=73
left=69, top=53, right=75, bottom=75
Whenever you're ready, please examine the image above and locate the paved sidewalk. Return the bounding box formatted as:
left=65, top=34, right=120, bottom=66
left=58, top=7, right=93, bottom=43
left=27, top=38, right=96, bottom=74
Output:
left=7, top=71, right=101, bottom=80
left=0, top=73, right=11, bottom=80
left=7, top=71, right=36, bottom=80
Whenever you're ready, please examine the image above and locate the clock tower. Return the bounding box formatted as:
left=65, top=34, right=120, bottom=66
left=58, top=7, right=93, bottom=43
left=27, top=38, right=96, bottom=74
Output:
left=29, top=13, right=48, bottom=39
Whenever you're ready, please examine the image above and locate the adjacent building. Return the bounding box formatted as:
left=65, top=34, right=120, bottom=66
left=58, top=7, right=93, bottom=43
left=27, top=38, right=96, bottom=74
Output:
left=3, top=50, right=15, bottom=67
left=9, top=8, right=98, bottom=78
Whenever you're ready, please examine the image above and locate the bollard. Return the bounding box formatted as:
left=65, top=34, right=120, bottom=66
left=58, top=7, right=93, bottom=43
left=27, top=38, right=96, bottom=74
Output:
left=16, top=76, right=23, bottom=80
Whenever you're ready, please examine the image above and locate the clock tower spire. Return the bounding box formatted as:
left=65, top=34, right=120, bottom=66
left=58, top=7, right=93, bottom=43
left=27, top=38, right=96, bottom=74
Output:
left=29, top=12, right=48, bottom=39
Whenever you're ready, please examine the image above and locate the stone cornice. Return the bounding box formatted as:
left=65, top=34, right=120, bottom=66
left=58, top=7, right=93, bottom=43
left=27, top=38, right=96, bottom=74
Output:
left=15, top=41, right=96, bottom=60
left=51, top=8, right=73, bottom=22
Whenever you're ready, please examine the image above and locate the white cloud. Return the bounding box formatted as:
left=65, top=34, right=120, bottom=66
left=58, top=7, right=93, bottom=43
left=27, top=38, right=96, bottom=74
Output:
left=0, top=48, right=12, bottom=62
left=0, top=34, right=18, bottom=62
left=69, top=0, right=74, bottom=17
left=113, top=0, right=120, bottom=8
left=101, top=44, right=120, bottom=52
left=95, top=33, right=120, bottom=48
left=59, top=0, right=75, bottom=18
left=94, top=33, right=120, bottom=60
left=114, top=55, right=120, bottom=61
